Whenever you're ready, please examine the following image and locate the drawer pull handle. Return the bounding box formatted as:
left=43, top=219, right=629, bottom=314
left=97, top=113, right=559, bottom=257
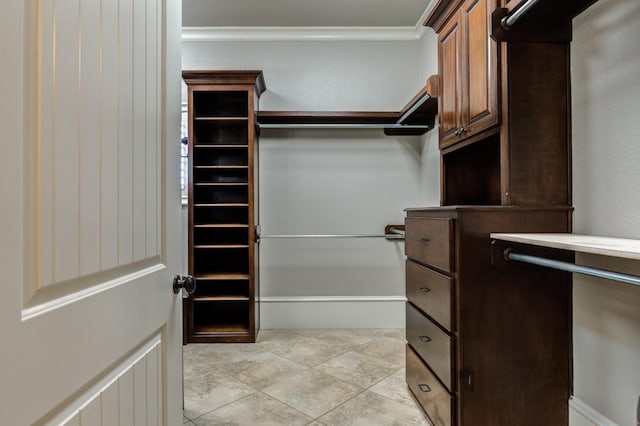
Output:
left=419, top=287, right=431, bottom=293
left=418, top=384, right=431, bottom=393
left=419, top=238, right=431, bottom=243
left=419, top=335, right=432, bottom=343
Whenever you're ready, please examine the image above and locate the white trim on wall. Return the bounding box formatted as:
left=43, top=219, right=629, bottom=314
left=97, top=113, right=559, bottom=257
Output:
left=569, top=397, right=619, bottom=426
left=259, top=296, right=406, bottom=329
left=182, top=26, right=426, bottom=42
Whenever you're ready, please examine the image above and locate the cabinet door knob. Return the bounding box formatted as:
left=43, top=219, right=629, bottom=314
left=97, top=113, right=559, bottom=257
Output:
left=460, top=127, right=467, bottom=134
left=454, top=128, right=460, bottom=136
left=418, top=384, right=431, bottom=393
left=419, top=335, right=432, bottom=343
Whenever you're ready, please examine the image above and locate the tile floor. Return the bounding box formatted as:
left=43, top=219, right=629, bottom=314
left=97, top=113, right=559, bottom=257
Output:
left=182, top=329, right=430, bottom=425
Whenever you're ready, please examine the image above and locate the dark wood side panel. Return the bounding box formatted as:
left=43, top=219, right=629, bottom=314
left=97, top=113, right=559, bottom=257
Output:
left=455, top=209, right=572, bottom=425
left=505, top=43, right=571, bottom=206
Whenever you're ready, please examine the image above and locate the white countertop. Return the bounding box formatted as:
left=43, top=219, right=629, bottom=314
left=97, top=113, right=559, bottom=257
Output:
left=490, top=233, right=640, bottom=261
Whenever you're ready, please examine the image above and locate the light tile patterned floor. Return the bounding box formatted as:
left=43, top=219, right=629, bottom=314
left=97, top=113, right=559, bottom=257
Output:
left=183, top=329, right=430, bottom=426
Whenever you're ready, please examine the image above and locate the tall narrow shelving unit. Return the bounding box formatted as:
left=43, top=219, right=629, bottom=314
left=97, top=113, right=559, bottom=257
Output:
left=182, top=70, right=265, bottom=343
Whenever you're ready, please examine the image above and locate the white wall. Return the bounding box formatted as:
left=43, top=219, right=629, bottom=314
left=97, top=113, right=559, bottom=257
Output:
left=571, top=0, right=640, bottom=424
left=182, top=34, right=440, bottom=327
left=418, top=30, right=441, bottom=205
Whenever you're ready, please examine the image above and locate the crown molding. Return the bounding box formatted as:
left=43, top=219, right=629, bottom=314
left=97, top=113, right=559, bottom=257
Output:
left=182, top=25, right=427, bottom=42
left=182, top=0, right=437, bottom=42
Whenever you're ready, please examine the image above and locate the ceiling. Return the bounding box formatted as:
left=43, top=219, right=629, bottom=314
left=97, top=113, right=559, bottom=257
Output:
left=182, top=0, right=434, bottom=28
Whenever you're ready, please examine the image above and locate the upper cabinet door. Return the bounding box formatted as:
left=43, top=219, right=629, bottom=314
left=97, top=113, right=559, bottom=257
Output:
left=462, top=0, right=499, bottom=136
left=436, top=0, right=499, bottom=149
left=438, top=15, right=463, bottom=148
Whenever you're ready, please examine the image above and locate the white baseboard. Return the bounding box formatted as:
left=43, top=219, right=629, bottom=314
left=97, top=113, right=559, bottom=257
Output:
left=570, top=397, right=618, bottom=426
left=259, top=296, right=406, bottom=329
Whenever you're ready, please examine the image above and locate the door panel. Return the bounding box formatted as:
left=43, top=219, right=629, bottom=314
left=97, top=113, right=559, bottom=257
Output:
left=466, top=0, right=489, bottom=121
left=438, top=15, right=461, bottom=148
left=0, top=0, right=183, bottom=424
left=48, top=337, right=162, bottom=425
left=463, top=0, right=499, bottom=132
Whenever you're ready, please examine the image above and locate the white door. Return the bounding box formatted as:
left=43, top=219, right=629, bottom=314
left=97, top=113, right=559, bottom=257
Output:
left=0, top=0, right=183, bottom=424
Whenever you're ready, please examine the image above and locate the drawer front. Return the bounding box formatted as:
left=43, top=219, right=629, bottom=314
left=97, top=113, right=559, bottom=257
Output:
left=407, top=303, right=454, bottom=391
left=405, top=218, right=455, bottom=272
left=406, top=345, right=453, bottom=426
left=406, top=260, right=454, bottom=332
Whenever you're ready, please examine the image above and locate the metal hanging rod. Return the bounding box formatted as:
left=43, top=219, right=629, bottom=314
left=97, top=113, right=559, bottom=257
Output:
left=504, top=250, right=640, bottom=287
left=501, top=0, right=542, bottom=30
left=260, top=233, right=405, bottom=239
left=259, top=227, right=405, bottom=239
left=258, top=123, right=430, bottom=130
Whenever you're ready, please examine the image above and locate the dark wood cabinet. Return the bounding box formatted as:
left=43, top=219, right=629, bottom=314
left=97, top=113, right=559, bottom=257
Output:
left=416, top=0, right=585, bottom=424
left=405, top=206, right=573, bottom=425
left=413, top=3, right=574, bottom=420
left=427, top=0, right=571, bottom=207
left=182, top=70, right=265, bottom=343
left=437, top=0, right=499, bottom=149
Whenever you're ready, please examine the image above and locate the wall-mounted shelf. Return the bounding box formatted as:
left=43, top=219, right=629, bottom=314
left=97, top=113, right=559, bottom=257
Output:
left=257, top=76, right=438, bottom=136
left=491, top=0, right=600, bottom=42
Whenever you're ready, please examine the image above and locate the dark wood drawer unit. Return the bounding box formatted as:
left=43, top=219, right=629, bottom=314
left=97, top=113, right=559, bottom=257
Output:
left=406, top=260, right=454, bottom=331
left=405, top=217, right=455, bottom=272
left=407, top=303, right=454, bottom=391
left=407, top=345, right=454, bottom=426
left=405, top=206, right=573, bottom=425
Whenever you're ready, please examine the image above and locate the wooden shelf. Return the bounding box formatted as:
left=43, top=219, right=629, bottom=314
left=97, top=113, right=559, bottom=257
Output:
left=194, top=296, right=250, bottom=302
left=194, top=273, right=250, bottom=280
left=194, top=145, right=249, bottom=148
left=258, top=111, right=398, bottom=125
left=194, top=224, right=249, bottom=228
left=193, top=203, right=248, bottom=208
left=194, top=183, right=249, bottom=187
left=490, top=233, right=640, bottom=260
left=194, top=117, right=248, bottom=121
left=396, top=84, right=438, bottom=126
left=193, top=325, right=250, bottom=335
left=194, top=165, right=249, bottom=169
left=257, top=76, right=438, bottom=136
left=194, top=244, right=249, bottom=249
